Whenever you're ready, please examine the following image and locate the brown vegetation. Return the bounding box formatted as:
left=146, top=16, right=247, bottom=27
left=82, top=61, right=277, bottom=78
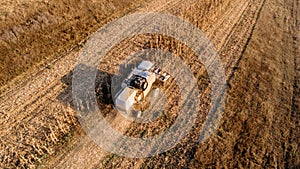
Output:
left=0, top=0, right=298, bottom=168
left=0, top=0, right=149, bottom=88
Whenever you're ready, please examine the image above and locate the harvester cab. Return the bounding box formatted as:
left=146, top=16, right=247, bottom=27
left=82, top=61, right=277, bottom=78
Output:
left=114, top=61, right=170, bottom=115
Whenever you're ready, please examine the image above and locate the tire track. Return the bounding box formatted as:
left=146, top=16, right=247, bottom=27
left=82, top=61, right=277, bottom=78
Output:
left=224, top=0, right=266, bottom=75
left=285, top=0, right=299, bottom=166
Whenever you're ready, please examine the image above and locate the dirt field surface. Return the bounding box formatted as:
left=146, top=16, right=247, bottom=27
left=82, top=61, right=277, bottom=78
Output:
left=0, top=0, right=299, bottom=168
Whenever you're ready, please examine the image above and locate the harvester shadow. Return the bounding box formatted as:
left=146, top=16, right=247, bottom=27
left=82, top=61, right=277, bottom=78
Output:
left=56, top=64, right=114, bottom=113
left=56, top=62, right=138, bottom=114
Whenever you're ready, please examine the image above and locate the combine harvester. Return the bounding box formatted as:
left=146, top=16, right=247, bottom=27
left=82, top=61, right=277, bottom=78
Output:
left=114, top=61, right=170, bottom=116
